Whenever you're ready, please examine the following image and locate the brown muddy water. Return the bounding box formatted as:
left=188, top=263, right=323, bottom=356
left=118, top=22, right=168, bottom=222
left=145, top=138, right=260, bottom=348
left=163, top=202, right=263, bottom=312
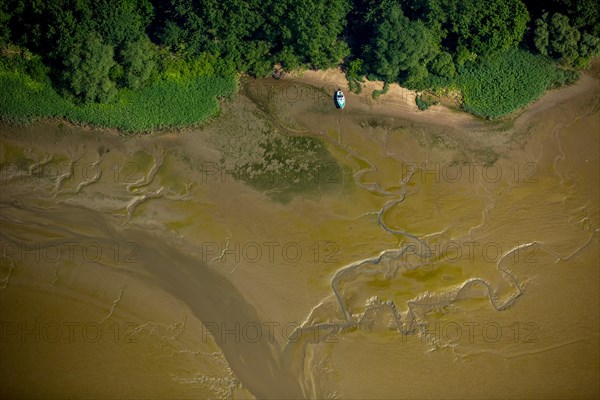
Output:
left=1, top=69, right=599, bottom=399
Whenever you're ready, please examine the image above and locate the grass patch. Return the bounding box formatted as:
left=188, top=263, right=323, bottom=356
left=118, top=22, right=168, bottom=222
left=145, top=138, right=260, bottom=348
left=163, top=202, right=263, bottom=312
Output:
left=232, top=133, right=346, bottom=203
left=0, top=66, right=236, bottom=132
left=211, top=85, right=347, bottom=203
left=458, top=48, right=579, bottom=119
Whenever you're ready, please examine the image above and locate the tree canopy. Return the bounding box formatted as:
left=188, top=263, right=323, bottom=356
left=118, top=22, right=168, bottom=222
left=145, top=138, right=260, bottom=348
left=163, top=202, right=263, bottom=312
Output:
left=368, top=2, right=437, bottom=87
left=422, top=0, right=530, bottom=57
left=534, top=12, right=600, bottom=68
left=1, top=0, right=598, bottom=109
left=62, top=31, right=117, bottom=103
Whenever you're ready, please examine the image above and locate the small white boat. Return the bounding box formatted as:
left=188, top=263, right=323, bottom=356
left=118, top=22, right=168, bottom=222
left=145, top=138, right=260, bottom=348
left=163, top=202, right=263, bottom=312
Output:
left=335, top=90, right=345, bottom=109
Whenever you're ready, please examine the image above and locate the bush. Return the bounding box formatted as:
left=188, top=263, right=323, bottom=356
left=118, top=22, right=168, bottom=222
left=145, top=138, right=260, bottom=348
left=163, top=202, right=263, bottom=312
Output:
left=415, top=96, right=429, bottom=110
left=348, top=79, right=363, bottom=94
left=345, top=58, right=364, bottom=94
left=415, top=94, right=438, bottom=111
left=372, top=81, right=390, bottom=99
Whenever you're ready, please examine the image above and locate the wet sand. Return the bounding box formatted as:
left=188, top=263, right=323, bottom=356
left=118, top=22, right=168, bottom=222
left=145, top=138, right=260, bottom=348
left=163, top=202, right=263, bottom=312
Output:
left=1, top=65, right=599, bottom=398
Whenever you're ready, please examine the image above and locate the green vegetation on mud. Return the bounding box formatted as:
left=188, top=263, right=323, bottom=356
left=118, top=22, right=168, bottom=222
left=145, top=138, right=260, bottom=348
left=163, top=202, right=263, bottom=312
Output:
left=0, top=65, right=236, bottom=131
left=457, top=48, right=579, bottom=118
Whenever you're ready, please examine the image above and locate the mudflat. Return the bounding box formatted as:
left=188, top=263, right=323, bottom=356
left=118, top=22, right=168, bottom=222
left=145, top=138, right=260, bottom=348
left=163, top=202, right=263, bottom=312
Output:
left=1, top=65, right=598, bottom=398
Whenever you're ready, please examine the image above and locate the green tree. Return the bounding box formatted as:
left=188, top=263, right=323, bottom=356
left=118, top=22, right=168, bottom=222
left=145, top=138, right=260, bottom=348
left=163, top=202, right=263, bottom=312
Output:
left=346, top=58, right=364, bottom=80
left=157, top=20, right=185, bottom=51
left=7, top=1, right=94, bottom=59
left=62, top=32, right=116, bottom=103
left=243, top=40, right=273, bottom=77
left=162, top=0, right=264, bottom=58
left=154, top=0, right=276, bottom=76
left=533, top=16, right=550, bottom=56
left=0, top=1, right=12, bottom=45
left=424, top=0, right=530, bottom=57
left=278, top=46, right=300, bottom=70
left=93, top=0, right=153, bottom=47
left=576, top=32, right=600, bottom=68
left=274, top=0, right=350, bottom=68
left=552, top=0, right=600, bottom=37
left=429, top=51, right=456, bottom=78
left=120, top=36, right=156, bottom=89
left=369, top=2, right=437, bottom=86
left=534, top=13, right=592, bottom=66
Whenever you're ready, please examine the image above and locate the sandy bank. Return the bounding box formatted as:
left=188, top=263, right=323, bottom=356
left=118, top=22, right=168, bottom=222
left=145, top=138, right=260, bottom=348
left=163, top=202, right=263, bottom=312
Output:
left=284, top=65, right=599, bottom=132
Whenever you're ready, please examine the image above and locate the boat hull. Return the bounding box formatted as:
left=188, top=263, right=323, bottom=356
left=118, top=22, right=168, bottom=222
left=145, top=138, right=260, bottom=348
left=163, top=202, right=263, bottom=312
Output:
left=335, top=91, right=345, bottom=109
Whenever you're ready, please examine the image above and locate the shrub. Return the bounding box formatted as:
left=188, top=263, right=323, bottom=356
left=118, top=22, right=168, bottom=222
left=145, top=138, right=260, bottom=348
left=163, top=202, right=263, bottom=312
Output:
left=372, top=81, right=390, bottom=99
left=345, top=58, right=364, bottom=94
left=415, top=95, right=429, bottom=110
left=415, top=94, right=438, bottom=111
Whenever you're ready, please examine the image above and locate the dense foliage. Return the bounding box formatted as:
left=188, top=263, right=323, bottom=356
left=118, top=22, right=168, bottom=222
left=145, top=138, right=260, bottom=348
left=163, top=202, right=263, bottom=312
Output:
left=0, top=48, right=235, bottom=131
left=1, top=0, right=599, bottom=127
left=0, top=70, right=235, bottom=131
left=368, top=2, right=437, bottom=85
left=534, top=12, right=600, bottom=68
left=458, top=48, right=578, bottom=118
left=420, top=0, right=531, bottom=57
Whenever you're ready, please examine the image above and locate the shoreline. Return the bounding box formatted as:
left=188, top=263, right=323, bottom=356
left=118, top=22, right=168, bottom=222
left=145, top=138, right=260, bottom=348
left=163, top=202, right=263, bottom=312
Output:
left=284, top=63, right=600, bottom=132
left=1, top=60, right=599, bottom=138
